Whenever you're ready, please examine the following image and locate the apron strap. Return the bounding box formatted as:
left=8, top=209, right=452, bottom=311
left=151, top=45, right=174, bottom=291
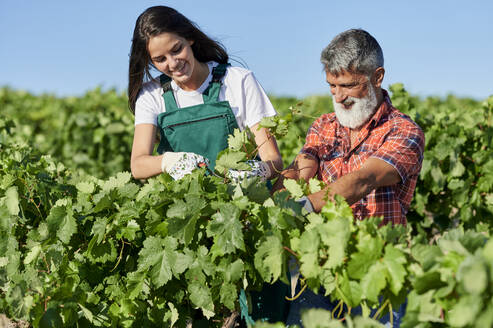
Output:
left=159, top=63, right=230, bottom=110
left=159, top=74, right=180, bottom=112
left=202, top=63, right=229, bottom=104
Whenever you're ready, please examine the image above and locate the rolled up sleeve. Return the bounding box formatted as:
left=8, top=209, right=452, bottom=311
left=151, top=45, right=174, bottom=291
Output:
left=299, top=117, right=325, bottom=160
left=370, top=119, right=425, bottom=183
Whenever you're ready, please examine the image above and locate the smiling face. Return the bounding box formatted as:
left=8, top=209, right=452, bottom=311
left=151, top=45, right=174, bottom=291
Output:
left=147, top=32, right=201, bottom=90
left=326, top=68, right=384, bottom=129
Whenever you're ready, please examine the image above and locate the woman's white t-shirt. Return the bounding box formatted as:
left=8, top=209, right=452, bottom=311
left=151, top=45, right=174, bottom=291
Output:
left=134, top=62, right=277, bottom=130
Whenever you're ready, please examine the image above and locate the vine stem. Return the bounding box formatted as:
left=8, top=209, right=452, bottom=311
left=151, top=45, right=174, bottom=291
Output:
left=331, top=300, right=343, bottom=319
left=285, top=283, right=307, bottom=301
left=282, top=246, right=298, bottom=258
left=44, top=296, right=51, bottom=311
left=334, top=273, right=350, bottom=308
left=372, top=298, right=390, bottom=320
left=42, top=254, right=50, bottom=274
left=243, top=127, right=284, bottom=174
left=389, top=301, right=393, bottom=327
left=338, top=307, right=351, bottom=322
left=110, top=239, right=125, bottom=272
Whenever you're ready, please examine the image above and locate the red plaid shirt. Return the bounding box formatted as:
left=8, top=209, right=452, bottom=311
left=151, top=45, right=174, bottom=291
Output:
left=300, top=90, right=424, bottom=225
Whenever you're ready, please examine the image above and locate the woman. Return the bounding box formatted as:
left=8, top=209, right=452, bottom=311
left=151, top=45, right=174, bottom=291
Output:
left=128, top=6, right=282, bottom=181
left=127, top=5, right=289, bottom=325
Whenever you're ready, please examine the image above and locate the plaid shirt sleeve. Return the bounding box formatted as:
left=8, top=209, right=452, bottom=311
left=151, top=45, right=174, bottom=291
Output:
left=299, top=115, right=325, bottom=159
left=370, top=117, right=425, bottom=183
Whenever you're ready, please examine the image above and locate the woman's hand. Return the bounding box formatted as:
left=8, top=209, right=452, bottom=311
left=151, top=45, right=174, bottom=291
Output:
left=227, top=160, right=271, bottom=182
left=162, top=152, right=209, bottom=180
left=130, top=124, right=208, bottom=180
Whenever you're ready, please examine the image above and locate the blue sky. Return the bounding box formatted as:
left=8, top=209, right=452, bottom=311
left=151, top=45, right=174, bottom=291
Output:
left=1, top=1, right=492, bottom=100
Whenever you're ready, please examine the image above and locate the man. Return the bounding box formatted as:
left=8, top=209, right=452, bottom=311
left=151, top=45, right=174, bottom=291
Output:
left=279, top=29, right=424, bottom=327
left=274, top=29, right=424, bottom=226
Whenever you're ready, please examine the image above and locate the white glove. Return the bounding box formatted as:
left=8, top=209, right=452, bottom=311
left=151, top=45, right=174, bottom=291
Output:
left=297, top=196, right=314, bottom=213
left=227, top=160, right=271, bottom=183
left=161, top=152, right=209, bottom=180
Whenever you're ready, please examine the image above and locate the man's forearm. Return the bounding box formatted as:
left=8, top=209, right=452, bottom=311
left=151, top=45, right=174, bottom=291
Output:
left=307, top=158, right=401, bottom=212
left=307, top=169, right=374, bottom=212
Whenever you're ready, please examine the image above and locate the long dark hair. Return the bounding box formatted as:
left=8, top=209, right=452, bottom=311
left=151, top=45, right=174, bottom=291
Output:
left=128, top=6, right=229, bottom=113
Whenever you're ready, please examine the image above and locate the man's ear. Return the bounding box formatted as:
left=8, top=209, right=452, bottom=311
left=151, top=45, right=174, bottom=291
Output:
left=372, top=67, right=385, bottom=88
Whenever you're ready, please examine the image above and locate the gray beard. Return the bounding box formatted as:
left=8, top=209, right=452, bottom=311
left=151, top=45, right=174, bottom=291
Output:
left=332, top=84, right=378, bottom=129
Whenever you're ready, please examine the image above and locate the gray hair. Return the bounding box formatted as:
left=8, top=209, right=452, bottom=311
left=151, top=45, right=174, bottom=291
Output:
left=321, top=29, right=384, bottom=76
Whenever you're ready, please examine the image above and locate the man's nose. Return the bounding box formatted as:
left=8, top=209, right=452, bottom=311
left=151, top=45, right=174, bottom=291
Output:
left=333, top=87, right=346, bottom=103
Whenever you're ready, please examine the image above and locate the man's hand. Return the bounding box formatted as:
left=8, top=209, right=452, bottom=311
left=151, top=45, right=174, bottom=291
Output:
left=271, top=154, right=319, bottom=193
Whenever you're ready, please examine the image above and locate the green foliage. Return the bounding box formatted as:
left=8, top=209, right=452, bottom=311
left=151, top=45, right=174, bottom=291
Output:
left=389, top=84, right=493, bottom=232
left=0, top=87, right=133, bottom=178
left=1, top=86, right=493, bottom=327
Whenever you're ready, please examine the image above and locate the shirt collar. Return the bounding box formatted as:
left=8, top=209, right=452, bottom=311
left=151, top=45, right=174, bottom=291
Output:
left=364, top=89, right=393, bottom=130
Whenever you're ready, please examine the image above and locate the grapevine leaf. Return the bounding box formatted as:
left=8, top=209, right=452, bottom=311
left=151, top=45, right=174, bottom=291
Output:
left=76, top=181, right=95, bottom=194
left=337, top=272, right=362, bottom=308
left=23, top=244, right=41, bottom=265
left=188, top=281, right=215, bottom=318
left=283, top=179, right=304, bottom=199
left=207, top=203, right=245, bottom=259
left=168, top=302, right=179, bottom=327
left=300, top=309, right=340, bottom=328
left=414, top=271, right=447, bottom=294
left=254, top=235, right=284, bottom=283
left=223, top=259, right=244, bottom=282
left=220, top=282, right=237, bottom=310
left=78, top=303, right=94, bottom=323
left=297, top=229, right=321, bottom=279
left=450, top=159, right=465, bottom=177
left=39, top=308, right=63, bottom=328
left=5, top=186, right=19, bottom=215
left=215, top=149, right=249, bottom=173
left=347, top=233, right=384, bottom=279
left=101, top=172, right=131, bottom=192
left=318, top=217, right=351, bottom=269
left=411, top=244, right=442, bottom=271
left=458, top=256, right=487, bottom=294
left=308, top=178, right=323, bottom=194
left=118, top=182, right=140, bottom=198
left=382, top=245, right=407, bottom=295
left=126, top=271, right=146, bottom=300
left=92, top=194, right=112, bottom=213
left=227, top=128, right=250, bottom=151
left=166, top=199, right=187, bottom=218
left=46, top=202, right=76, bottom=244
left=137, top=236, right=177, bottom=288
left=87, top=239, right=117, bottom=264
left=119, top=219, right=140, bottom=241
left=483, top=239, right=493, bottom=261
left=447, top=295, right=481, bottom=327
left=91, top=217, right=107, bottom=244
left=174, top=249, right=194, bottom=275
left=361, top=261, right=387, bottom=303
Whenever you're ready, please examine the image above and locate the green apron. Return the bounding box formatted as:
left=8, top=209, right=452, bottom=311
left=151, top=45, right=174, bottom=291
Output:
left=156, top=63, right=289, bottom=325
left=156, top=63, right=238, bottom=170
